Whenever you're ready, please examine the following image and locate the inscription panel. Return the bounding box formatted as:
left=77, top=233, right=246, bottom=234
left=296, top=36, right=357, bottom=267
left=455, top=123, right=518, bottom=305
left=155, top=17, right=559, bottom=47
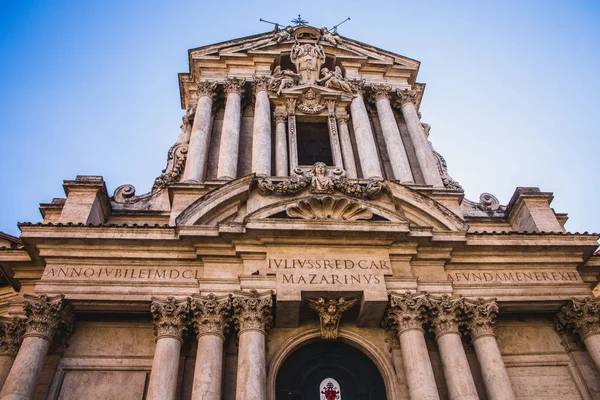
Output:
left=448, top=270, right=581, bottom=284
left=42, top=265, right=202, bottom=282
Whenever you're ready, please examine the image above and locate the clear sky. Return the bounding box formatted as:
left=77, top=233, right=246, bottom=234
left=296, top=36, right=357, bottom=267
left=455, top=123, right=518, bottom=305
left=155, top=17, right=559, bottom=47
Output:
left=0, top=1, right=599, bottom=237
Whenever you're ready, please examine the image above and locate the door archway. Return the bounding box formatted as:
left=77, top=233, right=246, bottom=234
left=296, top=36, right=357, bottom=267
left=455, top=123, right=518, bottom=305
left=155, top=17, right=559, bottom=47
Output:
left=275, top=340, right=387, bottom=400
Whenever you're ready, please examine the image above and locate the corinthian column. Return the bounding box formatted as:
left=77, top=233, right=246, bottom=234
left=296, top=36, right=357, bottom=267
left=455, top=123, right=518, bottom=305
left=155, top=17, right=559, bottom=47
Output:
left=217, top=78, right=246, bottom=180
left=350, top=80, right=383, bottom=179
left=464, top=298, right=515, bottom=400
left=252, top=77, right=272, bottom=176
left=183, top=81, right=218, bottom=183
left=336, top=112, right=357, bottom=179
left=273, top=110, right=288, bottom=176
left=0, top=318, right=25, bottom=391
left=556, top=297, right=600, bottom=375
left=189, top=294, right=231, bottom=400
left=385, top=292, right=440, bottom=400
left=395, top=89, right=444, bottom=187
left=0, top=294, right=73, bottom=400
left=147, top=297, right=189, bottom=400
left=232, top=290, right=273, bottom=400
left=370, top=84, right=414, bottom=182
left=430, top=295, right=478, bottom=400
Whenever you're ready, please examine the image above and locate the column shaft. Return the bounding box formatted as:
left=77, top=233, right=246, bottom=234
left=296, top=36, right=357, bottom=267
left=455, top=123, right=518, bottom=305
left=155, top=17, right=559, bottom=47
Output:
left=375, top=96, right=414, bottom=182
left=472, top=335, right=516, bottom=400
left=147, top=337, right=182, bottom=400
left=252, top=88, right=272, bottom=176
left=583, top=334, right=600, bottom=375
left=274, top=113, right=288, bottom=176
left=327, top=115, right=344, bottom=169
left=183, top=93, right=214, bottom=183
left=236, top=330, right=267, bottom=400
left=350, top=94, right=382, bottom=178
left=217, top=79, right=245, bottom=180
left=399, top=330, right=440, bottom=400
left=0, top=336, right=50, bottom=400
left=399, top=100, right=443, bottom=187
left=192, top=334, right=224, bottom=400
left=0, top=354, right=15, bottom=390
left=436, top=333, right=479, bottom=400
left=337, top=116, right=357, bottom=179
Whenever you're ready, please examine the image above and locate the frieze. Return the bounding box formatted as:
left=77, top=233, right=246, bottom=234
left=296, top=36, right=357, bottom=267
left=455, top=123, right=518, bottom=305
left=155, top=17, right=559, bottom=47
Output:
left=43, top=266, right=202, bottom=282
left=447, top=270, right=581, bottom=284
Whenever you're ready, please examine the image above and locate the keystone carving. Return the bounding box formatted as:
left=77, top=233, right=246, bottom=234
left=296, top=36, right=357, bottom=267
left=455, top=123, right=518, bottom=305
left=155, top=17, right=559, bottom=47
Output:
left=309, top=297, right=357, bottom=340
left=190, top=293, right=231, bottom=339
left=232, top=290, right=273, bottom=335
left=196, top=81, right=218, bottom=99
left=286, top=196, right=373, bottom=221
left=0, top=317, right=25, bottom=355
left=464, top=298, right=498, bottom=340
left=429, top=295, right=466, bottom=337
left=23, top=294, right=74, bottom=342
left=556, top=297, right=600, bottom=341
left=224, top=77, right=246, bottom=97
left=150, top=297, right=190, bottom=340
left=298, top=88, right=326, bottom=114
left=385, top=292, right=432, bottom=335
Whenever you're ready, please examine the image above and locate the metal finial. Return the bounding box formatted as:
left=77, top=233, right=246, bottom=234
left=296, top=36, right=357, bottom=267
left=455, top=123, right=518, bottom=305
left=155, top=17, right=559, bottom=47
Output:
left=291, top=14, right=308, bottom=26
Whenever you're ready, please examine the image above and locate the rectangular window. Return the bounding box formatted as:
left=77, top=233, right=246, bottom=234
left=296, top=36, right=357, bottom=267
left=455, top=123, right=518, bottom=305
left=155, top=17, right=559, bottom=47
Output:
left=296, top=122, right=333, bottom=166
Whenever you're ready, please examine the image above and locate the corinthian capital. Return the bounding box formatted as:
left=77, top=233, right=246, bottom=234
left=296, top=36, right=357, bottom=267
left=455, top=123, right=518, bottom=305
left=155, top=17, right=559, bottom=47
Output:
left=224, top=77, right=246, bottom=97
left=464, top=298, right=498, bottom=340
left=150, top=297, right=190, bottom=341
left=384, top=292, right=431, bottom=335
left=556, top=297, right=600, bottom=340
left=196, top=80, right=218, bottom=99
left=232, top=290, right=273, bottom=335
left=190, top=293, right=231, bottom=339
left=253, top=76, right=269, bottom=95
left=395, top=89, right=417, bottom=107
left=349, top=79, right=366, bottom=96
left=273, top=110, right=287, bottom=124
left=23, top=294, right=74, bottom=342
left=430, top=295, right=465, bottom=338
left=0, top=317, right=25, bottom=355
left=336, top=111, right=350, bottom=124
left=369, top=83, right=392, bottom=103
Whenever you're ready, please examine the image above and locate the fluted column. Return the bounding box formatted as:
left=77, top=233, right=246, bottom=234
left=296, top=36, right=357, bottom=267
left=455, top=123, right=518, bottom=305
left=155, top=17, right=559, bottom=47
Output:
left=252, top=77, right=272, bottom=176
left=395, top=89, right=444, bottom=187
left=217, top=78, right=245, bottom=180
left=183, top=81, right=217, bottom=183
left=371, top=84, right=414, bottom=182
left=465, top=298, right=515, bottom=400
left=147, top=297, right=189, bottom=400
left=273, top=110, right=288, bottom=176
left=556, top=297, right=600, bottom=375
left=190, top=294, right=231, bottom=400
left=0, top=318, right=25, bottom=391
left=336, top=112, right=357, bottom=179
left=385, top=292, right=440, bottom=400
left=350, top=80, right=382, bottom=179
left=430, top=295, right=478, bottom=400
left=0, top=295, right=73, bottom=400
left=232, top=290, right=273, bottom=400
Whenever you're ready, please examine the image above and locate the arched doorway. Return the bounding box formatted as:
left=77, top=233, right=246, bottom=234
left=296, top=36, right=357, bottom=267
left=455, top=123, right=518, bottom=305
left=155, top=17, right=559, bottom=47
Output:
left=275, top=341, right=387, bottom=400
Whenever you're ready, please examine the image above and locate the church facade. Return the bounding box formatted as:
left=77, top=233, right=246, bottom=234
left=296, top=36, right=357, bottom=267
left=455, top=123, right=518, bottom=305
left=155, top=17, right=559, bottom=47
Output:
left=0, top=24, right=599, bottom=400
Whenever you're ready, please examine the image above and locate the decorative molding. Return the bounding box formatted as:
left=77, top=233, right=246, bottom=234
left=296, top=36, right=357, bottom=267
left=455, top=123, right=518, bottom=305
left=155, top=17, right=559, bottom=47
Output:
left=464, top=298, right=498, bottom=340
left=23, top=294, right=74, bottom=342
left=152, top=143, right=188, bottom=191
left=232, top=289, right=273, bottom=335
left=224, top=77, right=246, bottom=97
left=429, top=295, right=465, bottom=338
left=150, top=296, right=190, bottom=341
left=0, top=317, right=25, bottom=355
left=431, top=146, right=463, bottom=191
left=309, top=297, right=357, bottom=340
left=196, top=80, right=218, bottom=99
left=190, top=293, right=231, bottom=340
left=556, top=297, right=600, bottom=341
left=286, top=196, right=373, bottom=221
left=385, top=292, right=431, bottom=335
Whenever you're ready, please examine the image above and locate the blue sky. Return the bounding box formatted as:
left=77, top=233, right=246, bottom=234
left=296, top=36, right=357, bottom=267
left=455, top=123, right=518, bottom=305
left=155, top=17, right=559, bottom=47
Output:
left=0, top=1, right=599, bottom=237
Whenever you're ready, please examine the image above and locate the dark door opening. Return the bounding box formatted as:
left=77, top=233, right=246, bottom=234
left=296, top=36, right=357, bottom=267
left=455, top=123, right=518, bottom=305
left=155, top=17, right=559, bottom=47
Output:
left=276, top=341, right=387, bottom=400
left=296, top=122, right=333, bottom=166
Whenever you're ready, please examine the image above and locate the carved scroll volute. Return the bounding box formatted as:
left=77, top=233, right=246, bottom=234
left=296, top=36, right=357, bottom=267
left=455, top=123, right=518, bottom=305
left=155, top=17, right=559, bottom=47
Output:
left=232, top=290, right=274, bottom=335
left=309, top=297, right=357, bottom=340
left=190, top=293, right=232, bottom=340
left=23, top=294, right=74, bottom=342
left=429, top=295, right=466, bottom=338
left=464, top=298, right=499, bottom=341
left=150, top=297, right=190, bottom=341
left=556, top=297, right=600, bottom=341
left=0, top=317, right=26, bottom=355
left=385, top=292, right=431, bottom=335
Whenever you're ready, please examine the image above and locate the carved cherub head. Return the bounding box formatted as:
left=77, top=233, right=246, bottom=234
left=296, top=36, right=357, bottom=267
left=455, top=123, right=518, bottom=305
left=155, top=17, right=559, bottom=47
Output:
left=312, top=162, right=327, bottom=176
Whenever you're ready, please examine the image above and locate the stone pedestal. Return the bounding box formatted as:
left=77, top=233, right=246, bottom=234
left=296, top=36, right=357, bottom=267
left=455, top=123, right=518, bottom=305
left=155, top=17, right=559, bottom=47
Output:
left=147, top=297, right=189, bottom=400
left=431, top=295, right=478, bottom=400
left=350, top=81, right=382, bottom=179
left=232, top=290, right=273, bottom=400
left=396, top=89, right=443, bottom=187
left=371, top=84, right=414, bottom=182
left=336, top=112, right=357, bottom=179
left=465, top=298, right=515, bottom=400
left=252, top=78, right=272, bottom=176
left=183, top=81, right=217, bottom=183
left=274, top=110, right=288, bottom=176
left=0, top=295, right=73, bottom=400
left=385, top=292, right=440, bottom=400
left=217, top=78, right=245, bottom=180
left=190, top=294, right=231, bottom=400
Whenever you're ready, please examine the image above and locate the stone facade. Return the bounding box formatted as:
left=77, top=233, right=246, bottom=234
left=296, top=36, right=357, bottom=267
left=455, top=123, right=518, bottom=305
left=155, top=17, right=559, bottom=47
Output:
left=0, top=24, right=599, bottom=399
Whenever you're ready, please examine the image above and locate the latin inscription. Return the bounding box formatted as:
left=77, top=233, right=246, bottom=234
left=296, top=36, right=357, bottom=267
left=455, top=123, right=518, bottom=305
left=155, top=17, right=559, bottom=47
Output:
left=447, top=270, right=580, bottom=284
left=268, top=258, right=389, bottom=285
left=43, top=267, right=201, bottom=281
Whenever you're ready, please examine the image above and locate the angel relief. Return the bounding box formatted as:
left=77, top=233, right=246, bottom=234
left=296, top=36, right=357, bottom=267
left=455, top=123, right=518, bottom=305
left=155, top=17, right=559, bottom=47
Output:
left=309, top=297, right=357, bottom=339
